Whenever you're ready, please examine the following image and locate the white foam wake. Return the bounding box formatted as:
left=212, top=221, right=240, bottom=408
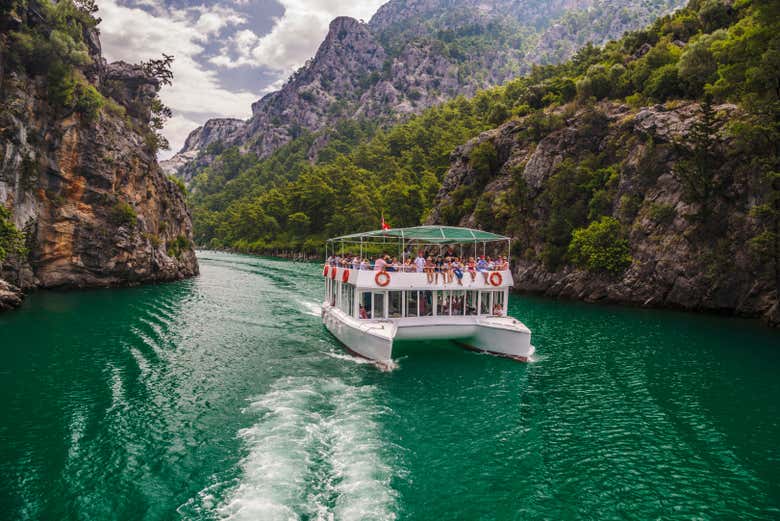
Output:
left=216, top=377, right=398, bottom=521
left=300, top=300, right=322, bottom=317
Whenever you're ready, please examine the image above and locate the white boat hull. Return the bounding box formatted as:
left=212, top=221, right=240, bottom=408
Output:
left=322, top=303, right=533, bottom=365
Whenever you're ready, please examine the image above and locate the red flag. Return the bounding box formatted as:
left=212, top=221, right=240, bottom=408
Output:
left=381, top=214, right=391, bottom=230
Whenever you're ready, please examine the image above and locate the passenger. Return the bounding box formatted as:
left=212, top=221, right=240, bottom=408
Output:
left=415, top=251, right=426, bottom=273
left=374, top=255, right=387, bottom=271
left=445, top=257, right=454, bottom=284
left=498, top=256, right=509, bottom=270
left=352, top=255, right=360, bottom=270
left=434, top=256, right=444, bottom=284
left=487, top=257, right=495, bottom=271
left=476, top=256, right=489, bottom=282
left=386, top=256, right=399, bottom=272
left=452, top=257, right=464, bottom=286
left=440, top=257, right=451, bottom=285
left=326, top=255, right=334, bottom=266
left=467, top=257, right=477, bottom=281
left=359, top=305, right=369, bottom=319
left=403, top=258, right=413, bottom=272
left=492, top=303, right=503, bottom=316
left=424, top=256, right=435, bottom=283
left=360, top=258, right=370, bottom=270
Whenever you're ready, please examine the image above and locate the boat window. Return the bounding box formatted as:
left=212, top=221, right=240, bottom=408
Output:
left=466, top=291, right=477, bottom=315
left=346, top=285, right=355, bottom=316
left=406, top=291, right=418, bottom=317
left=359, top=291, right=371, bottom=319
left=434, top=290, right=447, bottom=316
left=372, top=292, right=385, bottom=319
left=388, top=291, right=402, bottom=318
left=493, top=291, right=505, bottom=316
left=452, top=290, right=465, bottom=316
left=420, top=290, right=433, bottom=316
left=479, top=291, right=491, bottom=315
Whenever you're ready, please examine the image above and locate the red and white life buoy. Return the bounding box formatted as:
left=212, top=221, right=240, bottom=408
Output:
left=489, top=271, right=503, bottom=286
left=330, top=267, right=337, bottom=280
left=375, top=271, right=390, bottom=287
left=323, top=265, right=329, bottom=277
left=342, top=269, right=350, bottom=283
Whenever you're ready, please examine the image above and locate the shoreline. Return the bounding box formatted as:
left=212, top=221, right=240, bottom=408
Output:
left=199, top=249, right=779, bottom=328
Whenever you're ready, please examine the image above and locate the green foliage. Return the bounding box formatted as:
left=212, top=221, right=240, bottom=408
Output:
left=0, top=206, right=27, bottom=264
left=648, top=203, right=677, bottom=225
left=109, top=201, right=137, bottom=228
left=568, top=217, right=632, bottom=273
left=168, top=175, right=186, bottom=194
left=75, top=82, right=104, bottom=121
left=540, top=159, right=616, bottom=270
left=167, top=235, right=191, bottom=258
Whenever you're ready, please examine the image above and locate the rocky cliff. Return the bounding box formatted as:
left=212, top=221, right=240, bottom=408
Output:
left=428, top=101, right=778, bottom=324
left=164, top=0, right=686, bottom=180
left=0, top=1, right=198, bottom=311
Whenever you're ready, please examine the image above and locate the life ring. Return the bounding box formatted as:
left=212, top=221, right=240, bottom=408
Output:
left=489, top=271, right=503, bottom=286
left=375, top=271, right=390, bottom=287
left=323, top=265, right=329, bottom=277
left=342, top=269, right=350, bottom=283
left=330, top=267, right=337, bottom=280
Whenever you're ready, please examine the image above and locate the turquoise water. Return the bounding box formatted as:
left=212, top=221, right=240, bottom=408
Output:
left=1, top=251, right=778, bottom=520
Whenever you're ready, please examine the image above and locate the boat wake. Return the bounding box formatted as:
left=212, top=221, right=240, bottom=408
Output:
left=299, top=300, right=322, bottom=317
left=212, top=377, right=399, bottom=521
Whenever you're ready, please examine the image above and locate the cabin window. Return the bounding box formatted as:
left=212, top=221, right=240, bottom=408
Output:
left=357, top=291, right=370, bottom=319
left=493, top=291, right=505, bottom=316
left=435, top=290, right=449, bottom=316
left=345, top=284, right=354, bottom=316
left=406, top=291, right=418, bottom=317
left=479, top=291, right=491, bottom=315
left=466, top=291, right=478, bottom=315
left=372, top=292, right=385, bottom=319
left=420, top=290, right=433, bottom=316
left=452, top=290, right=465, bottom=315
left=388, top=291, right=402, bottom=318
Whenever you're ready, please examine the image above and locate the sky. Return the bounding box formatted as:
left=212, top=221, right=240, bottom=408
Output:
left=97, top=0, right=386, bottom=159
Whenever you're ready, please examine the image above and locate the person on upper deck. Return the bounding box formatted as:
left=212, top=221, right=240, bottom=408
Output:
left=374, top=255, right=387, bottom=271
left=476, top=256, right=489, bottom=282
left=415, top=251, right=426, bottom=273
left=452, top=257, right=464, bottom=285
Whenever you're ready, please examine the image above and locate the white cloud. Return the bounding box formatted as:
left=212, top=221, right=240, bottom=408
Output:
left=95, top=0, right=385, bottom=158
left=212, top=0, right=385, bottom=73
left=97, top=0, right=258, bottom=156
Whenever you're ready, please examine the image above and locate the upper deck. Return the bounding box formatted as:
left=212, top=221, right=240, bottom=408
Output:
left=323, top=265, right=513, bottom=289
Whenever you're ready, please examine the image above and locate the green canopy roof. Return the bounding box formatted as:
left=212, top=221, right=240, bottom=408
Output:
left=328, top=226, right=509, bottom=244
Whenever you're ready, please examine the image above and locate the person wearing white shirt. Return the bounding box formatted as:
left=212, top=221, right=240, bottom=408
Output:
left=414, top=252, right=426, bottom=273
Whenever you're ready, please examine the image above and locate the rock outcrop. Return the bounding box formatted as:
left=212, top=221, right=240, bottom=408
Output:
left=428, top=101, right=778, bottom=324
left=165, top=0, right=686, bottom=179
left=0, top=278, right=23, bottom=311
left=0, top=3, right=198, bottom=309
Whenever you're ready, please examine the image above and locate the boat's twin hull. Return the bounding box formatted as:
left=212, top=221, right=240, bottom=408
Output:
left=322, top=303, right=534, bottom=366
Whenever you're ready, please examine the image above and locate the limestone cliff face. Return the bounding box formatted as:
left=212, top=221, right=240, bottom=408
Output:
left=428, top=102, right=778, bottom=324
left=0, top=7, right=198, bottom=308
left=165, top=0, right=686, bottom=178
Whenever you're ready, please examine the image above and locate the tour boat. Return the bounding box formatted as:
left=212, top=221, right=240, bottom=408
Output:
left=321, top=226, right=533, bottom=368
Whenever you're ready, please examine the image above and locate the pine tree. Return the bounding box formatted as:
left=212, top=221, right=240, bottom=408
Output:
left=674, top=93, right=721, bottom=222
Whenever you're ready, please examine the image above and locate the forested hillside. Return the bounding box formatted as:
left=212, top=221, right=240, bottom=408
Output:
left=164, top=0, right=684, bottom=180
left=190, top=0, right=779, bottom=322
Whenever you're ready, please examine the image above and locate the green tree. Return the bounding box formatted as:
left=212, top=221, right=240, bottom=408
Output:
left=568, top=217, right=632, bottom=273
left=673, top=95, right=722, bottom=221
